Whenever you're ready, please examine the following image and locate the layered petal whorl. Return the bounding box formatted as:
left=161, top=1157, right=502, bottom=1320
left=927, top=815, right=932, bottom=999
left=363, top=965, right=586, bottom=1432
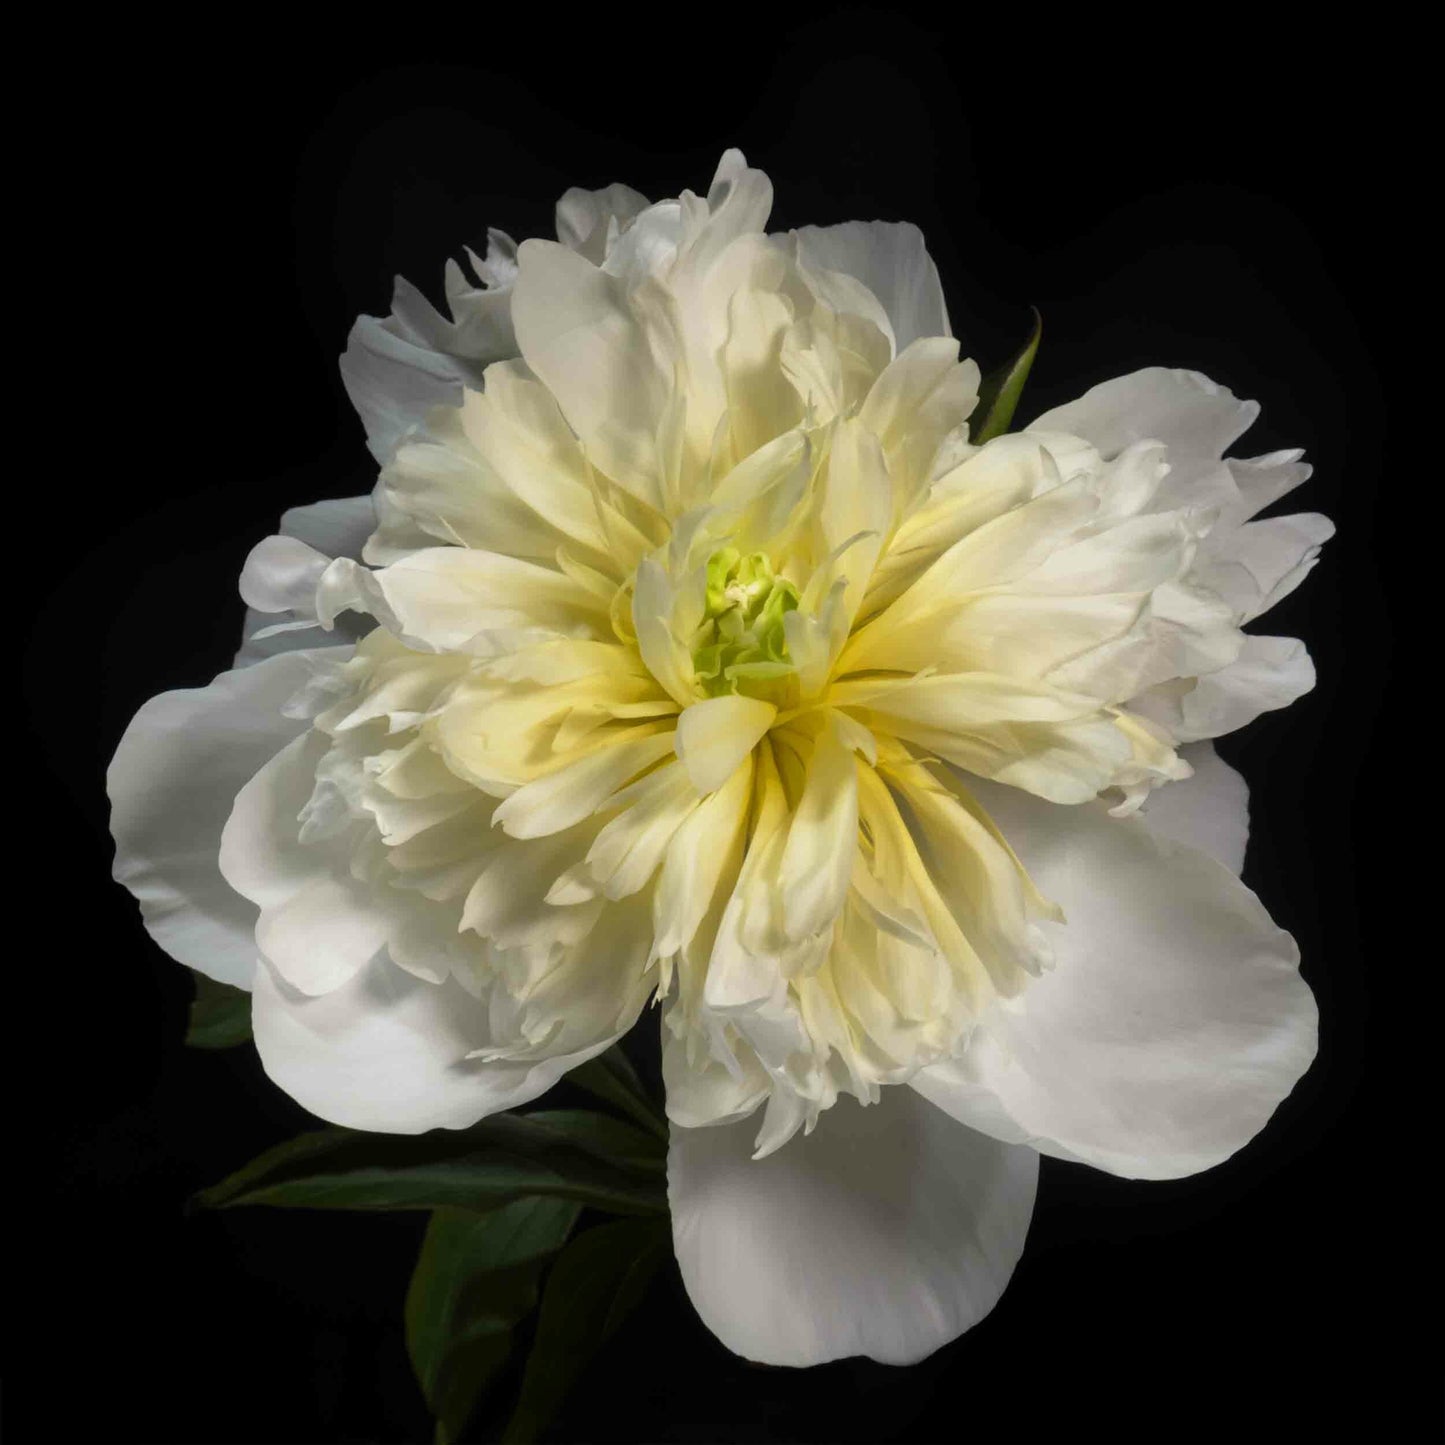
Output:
left=129, top=151, right=1324, bottom=1181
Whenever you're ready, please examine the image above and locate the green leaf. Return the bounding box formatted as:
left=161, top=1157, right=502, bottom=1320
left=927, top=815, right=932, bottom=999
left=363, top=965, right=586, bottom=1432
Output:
left=502, top=1216, right=671, bottom=1444
left=565, top=1045, right=669, bottom=1142
left=193, top=1110, right=668, bottom=1218
left=527, top=1109, right=666, bottom=1173
left=971, top=307, right=1042, bottom=444
left=407, top=1198, right=580, bottom=1445
left=185, top=972, right=252, bottom=1049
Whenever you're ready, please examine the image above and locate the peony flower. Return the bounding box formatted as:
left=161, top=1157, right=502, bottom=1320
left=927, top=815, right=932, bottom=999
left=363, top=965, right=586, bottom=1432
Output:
left=109, top=150, right=1327, bottom=1367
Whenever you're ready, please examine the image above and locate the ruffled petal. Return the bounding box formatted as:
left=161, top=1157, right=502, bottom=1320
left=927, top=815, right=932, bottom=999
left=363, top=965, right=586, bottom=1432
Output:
left=830, top=671, right=1155, bottom=804
left=789, top=220, right=952, bottom=351
left=1131, top=635, right=1317, bottom=743
left=667, top=1086, right=1037, bottom=1365
left=511, top=238, right=673, bottom=512
left=339, top=232, right=519, bottom=465
left=1193, top=512, right=1335, bottom=624
left=1029, top=367, right=1258, bottom=467
left=556, top=181, right=652, bottom=263
left=274, top=495, right=378, bottom=560
left=235, top=496, right=376, bottom=666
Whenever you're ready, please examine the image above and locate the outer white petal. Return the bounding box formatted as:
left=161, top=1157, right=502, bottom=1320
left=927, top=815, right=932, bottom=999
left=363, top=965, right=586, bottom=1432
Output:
left=275, top=495, right=377, bottom=560
left=339, top=232, right=519, bottom=465
left=668, top=1086, right=1037, bottom=1366
left=252, top=953, right=611, bottom=1133
left=555, top=182, right=652, bottom=263
left=239, top=536, right=330, bottom=616
left=1132, top=635, right=1317, bottom=744
left=235, top=496, right=377, bottom=667
left=108, top=649, right=345, bottom=989
left=914, top=777, right=1317, bottom=1180
left=790, top=220, right=952, bottom=350
left=1029, top=367, right=1258, bottom=464
left=220, top=730, right=404, bottom=995
left=1136, top=741, right=1249, bottom=874
left=1225, top=449, right=1314, bottom=527
left=1194, top=512, right=1335, bottom=624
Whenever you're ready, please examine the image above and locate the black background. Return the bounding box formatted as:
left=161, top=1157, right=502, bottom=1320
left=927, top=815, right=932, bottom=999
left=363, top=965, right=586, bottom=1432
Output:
left=16, top=10, right=1426, bottom=1444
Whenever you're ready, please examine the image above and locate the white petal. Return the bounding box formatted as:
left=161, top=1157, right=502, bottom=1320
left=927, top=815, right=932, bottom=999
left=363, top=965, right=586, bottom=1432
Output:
left=675, top=696, right=775, bottom=793
left=1137, top=742, right=1248, bottom=874
left=667, top=1087, right=1037, bottom=1366
left=1030, top=367, right=1258, bottom=462
left=239, top=535, right=330, bottom=615
left=511, top=238, right=671, bottom=511
left=277, top=495, right=377, bottom=559
left=1224, top=449, right=1313, bottom=527
left=632, top=557, right=704, bottom=708
left=790, top=220, right=951, bottom=350
left=858, top=337, right=979, bottom=513
left=340, top=262, right=518, bottom=465
left=234, top=497, right=376, bottom=667
left=915, top=778, right=1316, bottom=1179
left=1132, top=634, right=1317, bottom=743
left=556, top=181, right=652, bottom=263
left=1195, top=512, right=1335, bottom=624
left=108, top=649, right=344, bottom=988
left=218, top=730, right=400, bottom=995
left=252, top=953, right=608, bottom=1133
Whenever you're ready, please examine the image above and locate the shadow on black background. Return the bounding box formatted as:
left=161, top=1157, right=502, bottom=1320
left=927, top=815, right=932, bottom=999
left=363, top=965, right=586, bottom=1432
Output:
left=16, top=11, right=1422, bottom=1444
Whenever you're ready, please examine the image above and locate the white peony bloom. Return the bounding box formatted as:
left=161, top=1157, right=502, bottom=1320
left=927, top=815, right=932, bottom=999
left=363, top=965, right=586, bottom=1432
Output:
left=109, top=150, right=1326, bottom=1367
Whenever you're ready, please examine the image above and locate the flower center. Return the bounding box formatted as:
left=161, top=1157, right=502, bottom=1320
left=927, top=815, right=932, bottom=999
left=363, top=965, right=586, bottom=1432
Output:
left=693, top=547, right=798, bottom=701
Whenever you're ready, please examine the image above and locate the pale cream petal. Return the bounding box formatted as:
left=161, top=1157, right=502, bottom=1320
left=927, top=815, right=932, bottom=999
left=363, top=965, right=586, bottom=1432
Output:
left=632, top=556, right=704, bottom=707
left=858, top=337, right=979, bottom=517
left=362, top=548, right=610, bottom=652
left=457, top=362, right=616, bottom=554
left=511, top=238, right=672, bottom=512
left=674, top=695, right=776, bottom=793
left=809, top=417, right=891, bottom=653
left=652, top=755, right=754, bottom=967
left=789, top=219, right=952, bottom=350
left=583, top=761, right=702, bottom=900
left=777, top=717, right=860, bottom=941
left=491, top=728, right=677, bottom=839
left=832, top=672, right=1143, bottom=804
